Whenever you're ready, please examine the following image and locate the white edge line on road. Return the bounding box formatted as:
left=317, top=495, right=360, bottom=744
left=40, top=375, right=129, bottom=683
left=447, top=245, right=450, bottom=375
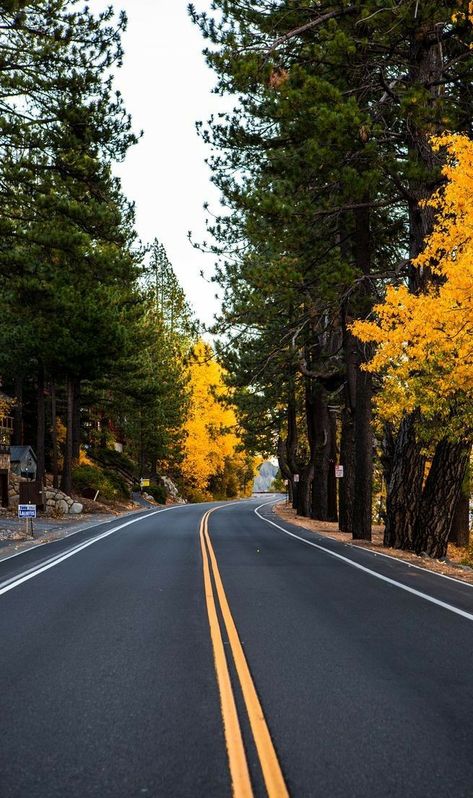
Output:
left=255, top=501, right=473, bottom=623
left=0, top=515, right=119, bottom=563
left=0, top=504, right=188, bottom=598
left=260, top=499, right=473, bottom=590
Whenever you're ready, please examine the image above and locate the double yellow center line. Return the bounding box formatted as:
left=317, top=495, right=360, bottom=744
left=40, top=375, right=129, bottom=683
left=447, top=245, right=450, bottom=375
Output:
left=199, top=507, right=289, bottom=798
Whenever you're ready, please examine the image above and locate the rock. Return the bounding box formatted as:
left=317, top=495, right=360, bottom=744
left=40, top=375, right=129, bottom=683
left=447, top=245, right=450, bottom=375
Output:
left=70, top=502, right=83, bottom=514
left=56, top=499, right=68, bottom=514
left=160, top=476, right=183, bottom=502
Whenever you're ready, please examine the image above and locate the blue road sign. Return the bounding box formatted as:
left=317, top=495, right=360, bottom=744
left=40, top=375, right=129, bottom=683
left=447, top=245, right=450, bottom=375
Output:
left=18, top=504, right=36, bottom=519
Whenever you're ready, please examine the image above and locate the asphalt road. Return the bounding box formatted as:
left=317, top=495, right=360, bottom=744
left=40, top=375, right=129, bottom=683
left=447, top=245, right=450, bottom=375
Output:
left=1, top=497, right=473, bottom=797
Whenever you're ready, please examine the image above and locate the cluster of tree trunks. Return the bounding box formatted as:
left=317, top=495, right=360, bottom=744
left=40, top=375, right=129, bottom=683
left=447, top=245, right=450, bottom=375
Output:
left=13, top=372, right=84, bottom=496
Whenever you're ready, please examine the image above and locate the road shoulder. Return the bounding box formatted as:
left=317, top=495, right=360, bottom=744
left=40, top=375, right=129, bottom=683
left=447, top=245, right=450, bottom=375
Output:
left=274, top=501, right=473, bottom=586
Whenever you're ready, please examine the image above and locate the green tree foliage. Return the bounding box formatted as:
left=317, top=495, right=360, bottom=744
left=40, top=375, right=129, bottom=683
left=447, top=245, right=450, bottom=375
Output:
left=191, top=1, right=473, bottom=545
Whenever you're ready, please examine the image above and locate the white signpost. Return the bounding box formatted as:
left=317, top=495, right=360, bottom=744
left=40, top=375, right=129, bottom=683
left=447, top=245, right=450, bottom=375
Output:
left=335, top=465, right=344, bottom=478
left=293, top=474, right=300, bottom=483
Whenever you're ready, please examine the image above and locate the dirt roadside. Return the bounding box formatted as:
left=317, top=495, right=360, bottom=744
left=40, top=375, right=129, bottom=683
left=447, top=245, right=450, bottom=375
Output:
left=0, top=496, right=159, bottom=562
left=274, top=501, right=473, bottom=586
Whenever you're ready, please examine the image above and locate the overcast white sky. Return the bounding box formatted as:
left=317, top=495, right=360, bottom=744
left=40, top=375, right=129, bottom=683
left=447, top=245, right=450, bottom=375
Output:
left=92, top=0, right=228, bottom=327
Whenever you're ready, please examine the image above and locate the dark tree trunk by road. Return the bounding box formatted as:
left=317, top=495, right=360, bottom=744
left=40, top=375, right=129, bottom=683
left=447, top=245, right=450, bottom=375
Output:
left=351, top=202, right=374, bottom=541
left=61, top=377, right=74, bottom=495
left=72, top=377, right=81, bottom=464
left=286, top=383, right=299, bottom=511
left=384, top=15, right=445, bottom=551
left=449, top=460, right=470, bottom=548
left=384, top=413, right=425, bottom=549
left=36, top=365, right=46, bottom=486
left=353, top=362, right=373, bottom=540
left=13, top=374, right=23, bottom=446
left=339, top=321, right=356, bottom=533
left=414, top=440, right=470, bottom=559
left=339, top=405, right=355, bottom=533
left=311, top=385, right=330, bottom=521
left=277, top=435, right=293, bottom=503
left=327, top=409, right=338, bottom=522
left=50, top=382, right=59, bottom=489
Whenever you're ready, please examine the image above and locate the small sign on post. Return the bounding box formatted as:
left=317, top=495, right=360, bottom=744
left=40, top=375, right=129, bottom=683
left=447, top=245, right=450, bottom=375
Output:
left=18, top=503, right=36, bottom=539
left=293, top=474, right=300, bottom=483
left=18, top=504, right=37, bottom=518
left=140, top=478, right=150, bottom=489
left=335, top=465, right=344, bottom=478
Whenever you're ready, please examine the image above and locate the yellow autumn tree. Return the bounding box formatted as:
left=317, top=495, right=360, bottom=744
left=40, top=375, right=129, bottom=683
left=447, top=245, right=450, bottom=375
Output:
left=353, top=133, right=473, bottom=439
left=180, top=340, right=252, bottom=499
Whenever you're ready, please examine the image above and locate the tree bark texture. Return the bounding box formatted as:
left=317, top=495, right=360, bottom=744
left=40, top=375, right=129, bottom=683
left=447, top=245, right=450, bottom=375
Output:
left=61, top=377, right=74, bottom=495
left=353, top=364, right=373, bottom=540
left=286, top=384, right=299, bottom=511
left=327, top=409, right=338, bottom=522
left=36, top=366, right=46, bottom=486
left=414, top=440, right=470, bottom=559
left=72, top=377, right=81, bottom=464
left=339, top=405, right=355, bottom=533
left=384, top=413, right=425, bottom=549
left=277, top=433, right=294, bottom=504
left=339, top=319, right=357, bottom=533
left=311, top=385, right=330, bottom=521
left=449, top=460, right=470, bottom=548
left=50, top=382, right=59, bottom=489
left=385, top=16, right=445, bottom=550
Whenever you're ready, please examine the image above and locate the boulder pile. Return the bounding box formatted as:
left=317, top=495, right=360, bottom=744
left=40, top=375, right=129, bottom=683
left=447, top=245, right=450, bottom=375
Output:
left=8, top=473, right=82, bottom=515
left=44, top=488, right=83, bottom=515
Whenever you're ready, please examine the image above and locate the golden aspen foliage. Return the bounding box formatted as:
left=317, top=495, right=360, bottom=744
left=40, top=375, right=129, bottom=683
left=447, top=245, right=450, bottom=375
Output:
left=181, top=340, right=246, bottom=497
left=352, top=134, right=473, bottom=439
left=0, top=392, right=13, bottom=418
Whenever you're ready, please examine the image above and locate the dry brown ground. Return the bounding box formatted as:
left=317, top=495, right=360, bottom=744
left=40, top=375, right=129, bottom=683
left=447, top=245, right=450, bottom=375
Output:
left=274, top=501, right=473, bottom=585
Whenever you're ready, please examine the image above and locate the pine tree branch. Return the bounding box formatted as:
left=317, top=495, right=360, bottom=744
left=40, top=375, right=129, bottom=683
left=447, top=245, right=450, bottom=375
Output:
left=265, top=6, right=357, bottom=53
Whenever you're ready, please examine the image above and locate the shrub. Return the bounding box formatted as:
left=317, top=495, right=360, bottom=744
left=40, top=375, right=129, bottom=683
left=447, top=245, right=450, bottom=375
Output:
left=72, top=464, right=129, bottom=501
left=145, top=484, right=167, bottom=504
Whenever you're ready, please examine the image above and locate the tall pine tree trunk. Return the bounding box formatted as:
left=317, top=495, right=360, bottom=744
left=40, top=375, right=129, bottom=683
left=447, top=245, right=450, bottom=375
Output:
left=327, top=409, right=338, bottom=522
left=36, top=365, right=46, bottom=486
left=286, top=383, right=299, bottom=511
left=13, top=375, right=23, bottom=446
left=384, top=413, right=425, bottom=549
left=277, top=435, right=293, bottom=502
left=339, top=405, right=355, bottom=532
left=353, top=363, right=373, bottom=540
left=351, top=204, right=373, bottom=540
left=384, top=15, right=444, bottom=550
left=50, top=382, right=59, bottom=489
left=61, top=377, right=74, bottom=496
left=449, top=460, right=470, bottom=548
left=339, top=322, right=356, bottom=533
left=72, top=376, right=81, bottom=464
left=414, top=440, right=470, bottom=558
left=311, top=385, right=330, bottom=520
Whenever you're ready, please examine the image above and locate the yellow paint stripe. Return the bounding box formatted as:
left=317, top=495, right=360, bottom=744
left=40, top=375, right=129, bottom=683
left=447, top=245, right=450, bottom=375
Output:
left=204, top=508, right=289, bottom=798
left=199, top=511, right=253, bottom=798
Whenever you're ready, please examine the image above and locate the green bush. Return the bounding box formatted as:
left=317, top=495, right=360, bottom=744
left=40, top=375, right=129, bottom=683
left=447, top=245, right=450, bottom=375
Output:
left=72, top=464, right=129, bottom=501
left=145, top=484, right=167, bottom=504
